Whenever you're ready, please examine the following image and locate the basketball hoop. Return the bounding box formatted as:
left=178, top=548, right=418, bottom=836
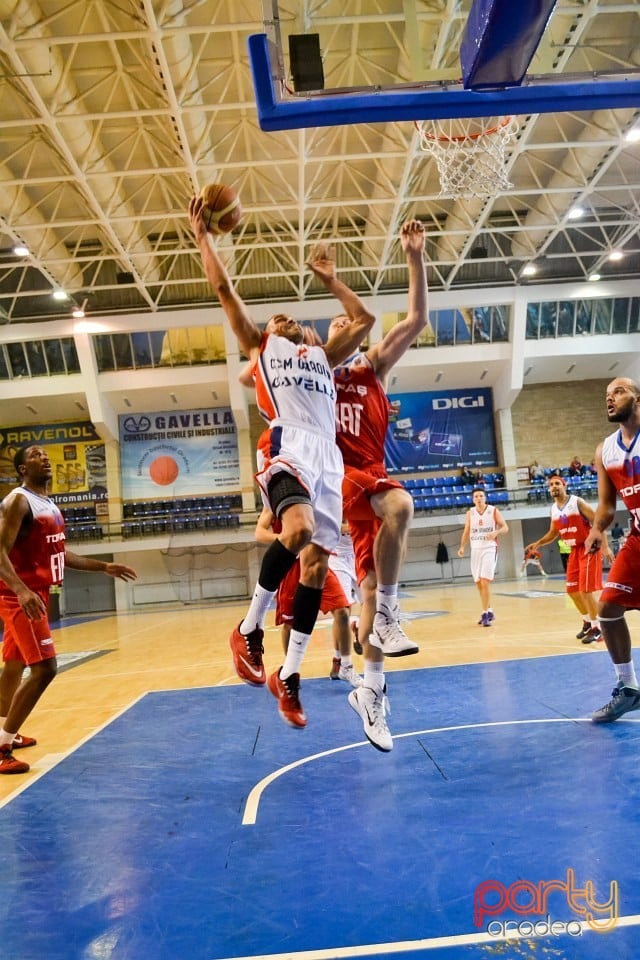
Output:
left=414, top=115, right=518, bottom=199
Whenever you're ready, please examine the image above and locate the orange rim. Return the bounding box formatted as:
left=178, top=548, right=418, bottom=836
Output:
left=414, top=116, right=513, bottom=143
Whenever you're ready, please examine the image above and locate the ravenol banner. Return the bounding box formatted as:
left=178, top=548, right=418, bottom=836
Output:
left=385, top=388, right=497, bottom=473
left=119, top=408, right=239, bottom=499
left=0, top=421, right=106, bottom=504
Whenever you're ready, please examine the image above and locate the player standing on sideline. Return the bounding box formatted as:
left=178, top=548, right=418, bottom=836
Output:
left=584, top=378, right=640, bottom=721
left=189, top=194, right=375, bottom=728
left=254, top=508, right=362, bottom=688
left=329, top=219, right=428, bottom=752
left=458, top=487, right=509, bottom=626
left=526, top=473, right=611, bottom=644
left=0, top=445, right=137, bottom=774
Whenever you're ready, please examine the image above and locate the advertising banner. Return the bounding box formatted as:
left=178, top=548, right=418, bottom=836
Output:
left=385, top=388, right=497, bottom=473
left=119, top=408, right=239, bottom=499
left=0, top=422, right=106, bottom=504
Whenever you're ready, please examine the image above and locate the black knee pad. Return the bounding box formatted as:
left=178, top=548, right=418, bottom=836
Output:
left=268, top=470, right=310, bottom=518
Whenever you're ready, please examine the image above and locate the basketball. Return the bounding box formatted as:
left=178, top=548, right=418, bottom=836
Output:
left=199, top=182, right=242, bottom=234
left=149, top=455, right=179, bottom=486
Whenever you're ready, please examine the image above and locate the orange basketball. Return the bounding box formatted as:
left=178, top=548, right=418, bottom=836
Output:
left=199, top=182, right=242, bottom=234
left=149, top=455, right=179, bottom=486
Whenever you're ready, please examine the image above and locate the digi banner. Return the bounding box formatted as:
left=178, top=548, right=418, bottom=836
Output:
left=0, top=422, right=107, bottom=504
left=385, top=388, right=497, bottom=473
left=119, top=408, right=239, bottom=499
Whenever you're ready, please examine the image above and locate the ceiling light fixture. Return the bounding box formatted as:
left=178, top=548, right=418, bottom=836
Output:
left=608, top=250, right=623, bottom=262
left=566, top=363, right=576, bottom=374
left=524, top=366, right=533, bottom=376
left=521, top=264, right=537, bottom=276
left=26, top=403, right=38, bottom=414
left=588, top=272, right=601, bottom=282
left=123, top=398, right=132, bottom=408
left=72, top=307, right=85, bottom=318
left=13, top=245, right=29, bottom=257
left=435, top=371, right=443, bottom=383
left=568, top=206, right=585, bottom=220
left=625, top=123, right=640, bottom=143
left=52, top=289, right=68, bottom=301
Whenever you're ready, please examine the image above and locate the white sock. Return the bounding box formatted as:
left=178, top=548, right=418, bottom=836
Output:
left=364, top=659, right=385, bottom=693
left=239, top=584, right=275, bottom=635
left=0, top=728, right=14, bottom=748
left=281, top=630, right=311, bottom=680
left=340, top=656, right=353, bottom=669
left=615, top=662, right=638, bottom=687
left=376, top=584, right=398, bottom=616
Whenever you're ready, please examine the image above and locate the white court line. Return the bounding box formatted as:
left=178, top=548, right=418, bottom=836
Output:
left=211, top=912, right=640, bottom=960
left=0, top=692, right=146, bottom=809
left=242, top=716, right=640, bottom=825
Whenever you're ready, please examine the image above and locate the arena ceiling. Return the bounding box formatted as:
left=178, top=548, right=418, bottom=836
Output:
left=0, top=0, right=639, bottom=327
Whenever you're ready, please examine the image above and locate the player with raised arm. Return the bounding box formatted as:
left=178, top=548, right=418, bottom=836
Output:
left=189, top=194, right=374, bottom=727
left=328, top=219, right=428, bottom=751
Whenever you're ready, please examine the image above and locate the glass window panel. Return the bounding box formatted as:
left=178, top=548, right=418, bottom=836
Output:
left=612, top=298, right=629, bottom=334
left=25, top=340, right=48, bottom=376
left=44, top=339, right=65, bottom=374
left=0, top=345, right=9, bottom=380
left=111, top=334, right=134, bottom=369
left=526, top=303, right=540, bottom=339
left=7, top=342, right=28, bottom=377
left=95, top=334, right=116, bottom=372
left=592, top=299, right=612, bottom=334
left=61, top=337, right=80, bottom=373
left=131, top=332, right=153, bottom=368
left=557, top=301, right=575, bottom=337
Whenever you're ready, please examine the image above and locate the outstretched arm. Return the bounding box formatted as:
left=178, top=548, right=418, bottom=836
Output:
left=308, top=243, right=376, bottom=366
left=65, top=551, right=137, bottom=581
left=188, top=195, right=262, bottom=358
left=368, top=220, right=428, bottom=382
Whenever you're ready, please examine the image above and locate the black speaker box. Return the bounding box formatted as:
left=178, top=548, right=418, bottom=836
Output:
left=288, top=34, right=324, bottom=92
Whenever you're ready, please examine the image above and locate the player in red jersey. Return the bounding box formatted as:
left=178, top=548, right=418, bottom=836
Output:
left=584, top=378, right=640, bottom=721
left=0, top=445, right=137, bottom=774
left=526, top=473, right=611, bottom=644
left=328, top=219, right=428, bottom=751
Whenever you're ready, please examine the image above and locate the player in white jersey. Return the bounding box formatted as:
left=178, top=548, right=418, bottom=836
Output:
left=458, top=487, right=509, bottom=627
left=189, top=194, right=374, bottom=728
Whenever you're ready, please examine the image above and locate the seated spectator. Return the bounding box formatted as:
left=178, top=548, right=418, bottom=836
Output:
left=460, top=466, right=478, bottom=485
left=568, top=455, right=582, bottom=476
left=529, top=460, right=545, bottom=481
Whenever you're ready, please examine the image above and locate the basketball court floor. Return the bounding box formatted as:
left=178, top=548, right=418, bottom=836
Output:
left=2, top=574, right=638, bottom=960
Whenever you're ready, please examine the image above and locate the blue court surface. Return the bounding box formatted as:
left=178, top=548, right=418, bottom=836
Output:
left=2, top=652, right=639, bottom=960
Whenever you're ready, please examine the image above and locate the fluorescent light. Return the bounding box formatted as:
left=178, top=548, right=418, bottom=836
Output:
left=52, top=289, right=68, bottom=301
left=608, top=250, right=623, bottom=262
left=568, top=206, right=585, bottom=220
left=13, top=245, right=29, bottom=257
left=625, top=124, right=640, bottom=143
left=72, top=307, right=85, bottom=318
left=588, top=273, right=601, bottom=282
left=522, top=264, right=537, bottom=276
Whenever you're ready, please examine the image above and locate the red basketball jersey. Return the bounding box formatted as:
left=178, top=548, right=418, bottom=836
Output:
left=601, top=428, right=640, bottom=536
left=550, top=494, right=591, bottom=547
left=0, top=487, right=66, bottom=594
left=334, top=353, right=390, bottom=468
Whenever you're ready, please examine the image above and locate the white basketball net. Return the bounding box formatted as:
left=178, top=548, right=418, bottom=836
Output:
left=415, top=115, right=518, bottom=199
